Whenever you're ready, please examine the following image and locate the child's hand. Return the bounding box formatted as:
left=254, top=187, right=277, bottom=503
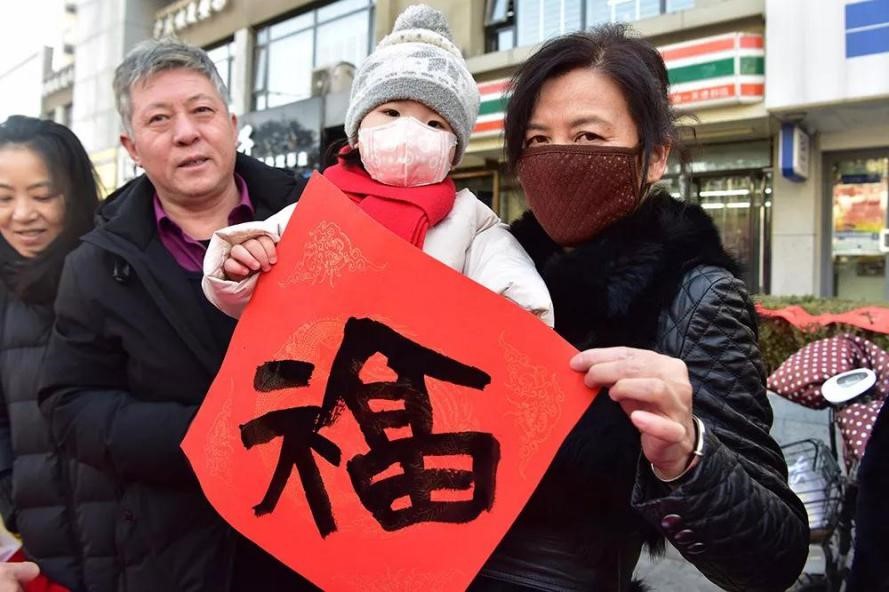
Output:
left=223, top=236, right=278, bottom=282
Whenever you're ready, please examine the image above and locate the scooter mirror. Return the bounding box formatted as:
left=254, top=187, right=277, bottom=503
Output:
left=821, top=368, right=877, bottom=405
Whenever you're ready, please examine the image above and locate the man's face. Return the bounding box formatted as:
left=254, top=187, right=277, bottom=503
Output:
left=120, top=69, right=238, bottom=205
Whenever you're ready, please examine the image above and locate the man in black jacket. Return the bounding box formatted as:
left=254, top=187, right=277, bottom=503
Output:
left=38, top=39, right=312, bottom=592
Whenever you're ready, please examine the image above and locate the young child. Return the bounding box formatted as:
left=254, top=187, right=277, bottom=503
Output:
left=202, top=4, right=553, bottom=327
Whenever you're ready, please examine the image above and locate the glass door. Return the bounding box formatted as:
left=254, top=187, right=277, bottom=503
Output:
left=829, top=155, right=889, bottom=301
left=689, top=172, right=772, bottom=293
left=453, top=169, right=501, bottom=213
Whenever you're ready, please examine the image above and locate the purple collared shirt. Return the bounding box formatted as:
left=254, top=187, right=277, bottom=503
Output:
left=154, top=174, right=254, bottom=272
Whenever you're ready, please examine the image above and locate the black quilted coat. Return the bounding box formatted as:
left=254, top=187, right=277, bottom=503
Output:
left=0, top=266, right=84, bottom=591
left=38, top=154, right=314, bottom=592
left=847, top=398, right=889, bottom=592
left=474, top=189, right=809, bottom=592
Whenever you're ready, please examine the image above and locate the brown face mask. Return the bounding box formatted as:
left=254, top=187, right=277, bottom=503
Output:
left=517, top=144, right=643, bottom=247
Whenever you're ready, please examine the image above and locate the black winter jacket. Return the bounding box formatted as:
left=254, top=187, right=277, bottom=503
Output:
left=847, top=396, right=889, bottom=592
left=475, top=190, right=809, bottom=592
left=38, top=154, right=310, bottom=592
left=0, top=279, right=84, bottom=590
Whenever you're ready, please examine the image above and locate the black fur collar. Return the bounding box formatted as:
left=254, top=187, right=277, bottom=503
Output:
left=511, top=189, right=740, bottom=350
left=507, top=190, right=739, bottom=557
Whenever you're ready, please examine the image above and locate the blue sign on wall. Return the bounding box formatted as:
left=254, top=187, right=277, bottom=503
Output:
left=846, top=0, right=889, bottom=58
left=779, top=123, right=810, bottom=183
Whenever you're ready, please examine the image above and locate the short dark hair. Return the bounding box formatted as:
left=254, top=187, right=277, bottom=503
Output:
left=323, top=139, right=365, bottom=171
left=504, top=23, right=689, bottom=181
left=0, top=115, right=100, bottom=302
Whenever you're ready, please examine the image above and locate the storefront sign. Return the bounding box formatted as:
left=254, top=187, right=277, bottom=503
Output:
left=846, top=0, right=889, bottom=58
left=41, top=64, right=74, bottom=97
left=767, top=0, right=889, bottom=109
left=472, top=79, right=509, bottom=139
left=779, top=123, right=810, bottom=182
left=153, top=0, right=229, bottom=39
left=661, top=33, right=765, bottom=109
left=237, top=98, right=322, bottom=175
left=470, top=32, right=766, bottom=141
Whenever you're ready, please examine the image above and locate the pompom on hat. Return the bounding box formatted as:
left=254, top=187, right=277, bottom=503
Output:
left=344, top=4, right=480, bottom=165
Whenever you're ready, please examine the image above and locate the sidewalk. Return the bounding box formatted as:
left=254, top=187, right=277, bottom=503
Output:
left=633, top=542, right=825, bottom=591
left=633, top=544, right=722, bottom=591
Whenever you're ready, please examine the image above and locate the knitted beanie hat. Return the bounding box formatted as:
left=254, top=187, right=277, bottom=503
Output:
left=344, top=4, right=480, bottom=165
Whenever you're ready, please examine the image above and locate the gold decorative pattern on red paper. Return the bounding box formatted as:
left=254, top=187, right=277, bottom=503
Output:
left=500, top=334, right=565, bottom=479
left=339, top=567, right=471, bottom=592
left=281, top=221, right=384, bottom=287
left=204, top=388, right=235, bottom=481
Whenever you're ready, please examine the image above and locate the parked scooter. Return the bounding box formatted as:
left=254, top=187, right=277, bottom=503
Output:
left=768, top=334, right=888, bottom=592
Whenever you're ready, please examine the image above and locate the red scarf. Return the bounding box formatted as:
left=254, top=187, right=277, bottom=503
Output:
left=322, top=157, right=455, bottom=248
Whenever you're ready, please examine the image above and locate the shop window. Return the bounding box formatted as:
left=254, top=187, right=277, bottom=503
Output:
left=485, top=0, right=516, bottom=52
left=829, top=155, right=889, bottom=301
left=516, top=0, right=582, bottom=48
left=453, top=169, right=501, bottom=212
left=660, top=140, right=772, bottom=293
left=586, top=0, right=694, bottom=26
left=587, top=0, right=660, bottom=26
left=253, top=0, right=374, bottom=111
left=667, top=0, right=694, bottom=10
left=487, top=0, right=695, bottom=51
left=206, top=39, right=234, bottom=100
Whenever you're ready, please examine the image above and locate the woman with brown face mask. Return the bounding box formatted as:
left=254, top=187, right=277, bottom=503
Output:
left=468, top=25, right=809, bottom=592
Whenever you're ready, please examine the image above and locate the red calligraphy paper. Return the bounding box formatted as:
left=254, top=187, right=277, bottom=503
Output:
left=182, top=172, right=596, bottom=591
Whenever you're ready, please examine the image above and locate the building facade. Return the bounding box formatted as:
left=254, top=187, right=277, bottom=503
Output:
left=0, top=50, right=48, bottom=121
left=464, top=1, right=772, bottom=293
left=69, top=0, right=889, bottom=300
left=766, top=0, right=889, bottom=301
left=1, top=0, right=77, bottom=128
left=41, top=2, right=79, bottom=128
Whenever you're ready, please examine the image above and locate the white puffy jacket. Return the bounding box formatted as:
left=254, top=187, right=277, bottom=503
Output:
left=202, top=188, right=555, bottom=327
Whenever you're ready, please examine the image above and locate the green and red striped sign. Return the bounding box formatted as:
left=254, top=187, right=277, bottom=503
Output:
left=662, top=32, right=764, bottom=108
left=473, top=79, right=510, bottom=138
left=470, top=32, right=765, bottom=139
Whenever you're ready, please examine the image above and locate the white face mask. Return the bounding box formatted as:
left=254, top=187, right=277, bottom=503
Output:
left=358, top=117, right=457, bottom=187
